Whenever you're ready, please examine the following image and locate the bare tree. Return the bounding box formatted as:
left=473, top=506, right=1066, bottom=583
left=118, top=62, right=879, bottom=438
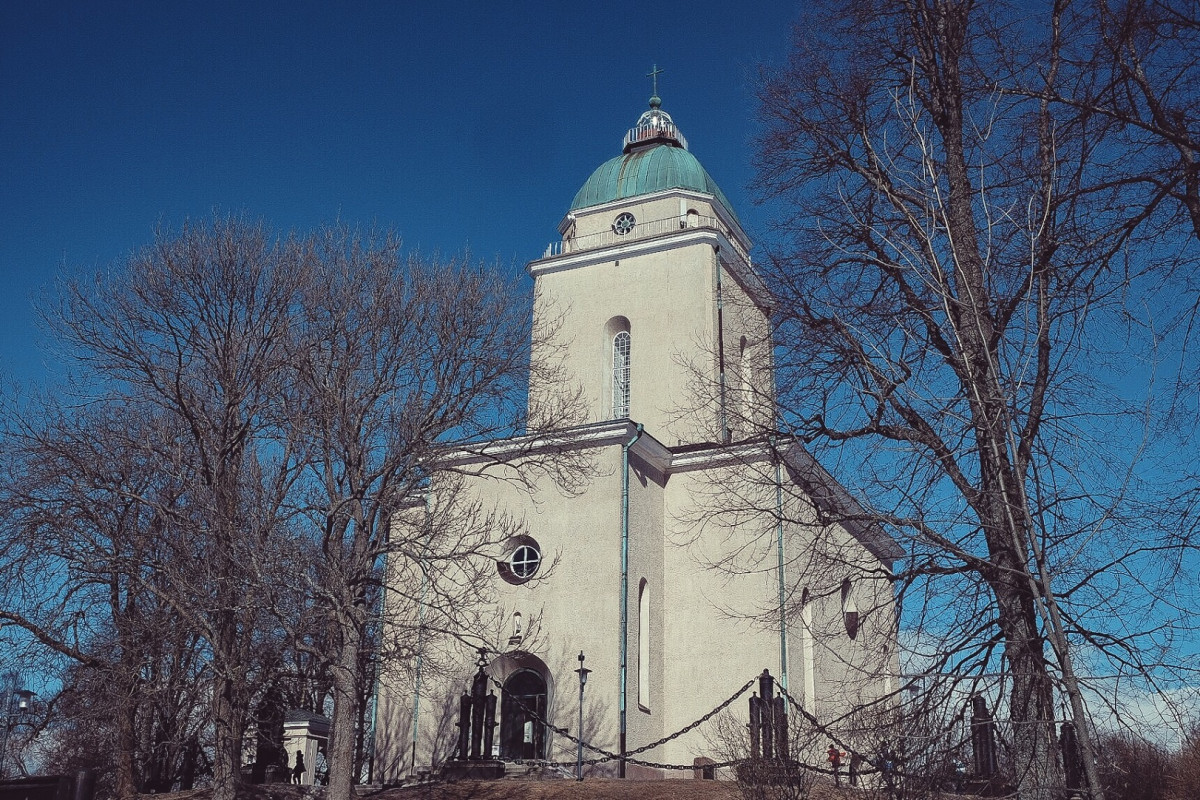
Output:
left=1095, top=729, right=1173, bottom=800
left=0, top=400, right=207, bottom=798
left=1171, top=721, right=1200, bottom=799
left=1043, top=0, right=1200, bottom=245
left=752, top=2, right=1200, bottom=798
left=283, top=227, right=584, bottom=800
left=40, top=217, right=307, bottom=800
left=1, top=214, right=591, bottom=799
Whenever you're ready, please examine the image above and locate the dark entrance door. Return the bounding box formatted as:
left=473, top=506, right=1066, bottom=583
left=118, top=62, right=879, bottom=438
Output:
left=499, top=670, right=547, bottom=760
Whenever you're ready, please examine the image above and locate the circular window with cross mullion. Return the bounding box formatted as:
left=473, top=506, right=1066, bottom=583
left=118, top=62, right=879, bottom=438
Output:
left=498, top=535, right=543, bottom=585
left=509, top=545, right=541, bottom=579
left=612, top=212, right=636, bottom=235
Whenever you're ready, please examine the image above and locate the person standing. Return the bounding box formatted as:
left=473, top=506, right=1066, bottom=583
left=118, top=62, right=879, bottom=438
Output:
left=827, top=744, right=845, bottom=785
left=849, top=751, right=865, bottom=786
left=878, top=742, right=897, bottom=796
left=292, top=750, right=306, bottom=785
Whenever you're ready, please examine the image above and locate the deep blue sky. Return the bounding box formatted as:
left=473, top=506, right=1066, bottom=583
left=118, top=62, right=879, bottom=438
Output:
left=0, top=1, right=799, bottom=388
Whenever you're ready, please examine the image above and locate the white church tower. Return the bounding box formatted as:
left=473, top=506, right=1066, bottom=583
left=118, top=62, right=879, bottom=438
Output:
left=374, top=89, right=901, bottom=782
left=528, top=88, right=771, bottom=446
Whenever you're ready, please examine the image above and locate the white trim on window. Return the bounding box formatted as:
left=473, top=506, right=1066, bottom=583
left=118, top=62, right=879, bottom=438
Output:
left=613, top=330, right=631, bottom=419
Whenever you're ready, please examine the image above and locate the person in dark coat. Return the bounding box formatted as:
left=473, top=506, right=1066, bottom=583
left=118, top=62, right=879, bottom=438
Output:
left=292, top=750, right=306, bottom=785
left=850, top=751, right=865, bottom=786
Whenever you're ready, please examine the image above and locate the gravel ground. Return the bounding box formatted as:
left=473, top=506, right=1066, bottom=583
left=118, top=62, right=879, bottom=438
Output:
left=144, top=776, right=871, bottom=800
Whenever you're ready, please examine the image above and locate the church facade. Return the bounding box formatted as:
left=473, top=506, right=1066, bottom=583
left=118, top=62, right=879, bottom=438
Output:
left=374, top=95, right=901, bottom=780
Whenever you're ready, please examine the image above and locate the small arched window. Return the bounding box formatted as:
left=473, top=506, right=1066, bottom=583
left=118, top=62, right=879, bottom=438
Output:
left=613, top=330, right=631, bottom=419
left=638, top=579, right=650, bottom=711
left=841, top=578, right=859, bottom=640
left=800, top=587, right=816, bottom=712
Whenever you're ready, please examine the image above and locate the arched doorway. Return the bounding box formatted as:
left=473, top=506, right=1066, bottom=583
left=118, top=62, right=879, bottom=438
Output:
left=499, top=669, right=547, bottom=760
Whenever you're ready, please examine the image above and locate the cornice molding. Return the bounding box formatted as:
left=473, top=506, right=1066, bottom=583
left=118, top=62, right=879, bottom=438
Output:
left=529, top=227, right=727, bottom=276
left=435, top=423, right=902, bottom=565
left=557, top=188, right=752, bottom=250
left=528, top=227, right=771, bottom=310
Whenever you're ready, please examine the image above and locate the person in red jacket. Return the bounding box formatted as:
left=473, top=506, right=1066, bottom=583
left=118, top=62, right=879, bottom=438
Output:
left=827, top=744, right=845, bottom=785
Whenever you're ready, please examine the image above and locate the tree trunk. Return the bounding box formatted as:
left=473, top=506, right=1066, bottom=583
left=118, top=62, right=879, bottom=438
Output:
left=933, top=11, right=1067, bottom=790
left=209, top=615, right=244, bottom=800
left=112, top=691, right=138, bottom=800
left=974, top=402, right=1065, bottom=798
left=327, top=615, right=364, bottom=800
left=993, top=562, right=1061, bottom=798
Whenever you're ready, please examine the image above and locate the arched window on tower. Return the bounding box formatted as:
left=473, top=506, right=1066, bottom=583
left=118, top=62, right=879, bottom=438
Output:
left=605, top=316, right=632, bottom=420
left=613, top=330, right=631, bottom=419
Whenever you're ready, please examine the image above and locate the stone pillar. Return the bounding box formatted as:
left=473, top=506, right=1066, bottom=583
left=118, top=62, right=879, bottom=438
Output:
left=970, top=696, right=998, bottom=778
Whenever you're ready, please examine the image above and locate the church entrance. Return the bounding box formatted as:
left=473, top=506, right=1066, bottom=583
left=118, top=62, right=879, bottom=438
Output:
left=499, top=669, right=547, bottom=760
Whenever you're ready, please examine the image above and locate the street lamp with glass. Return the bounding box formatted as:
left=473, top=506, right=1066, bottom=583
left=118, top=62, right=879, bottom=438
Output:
left=574, top=652, right=591, bottom=781
left=0, top=682, right=35, bottom=777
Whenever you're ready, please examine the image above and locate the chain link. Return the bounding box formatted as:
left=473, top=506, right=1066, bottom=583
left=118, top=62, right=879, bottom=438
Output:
left=774, top=681, right=940, bottom=779
left=771, top=681, right=865, bottom=778
left=467, top=664, right=901, bottom=776
left=457, top=666, right=1066, bottom=793
left=484, top=671, right=756, bottom=769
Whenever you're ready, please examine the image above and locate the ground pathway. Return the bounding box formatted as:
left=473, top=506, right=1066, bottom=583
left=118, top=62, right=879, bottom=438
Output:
left=149, top=778, right=936, bottom=800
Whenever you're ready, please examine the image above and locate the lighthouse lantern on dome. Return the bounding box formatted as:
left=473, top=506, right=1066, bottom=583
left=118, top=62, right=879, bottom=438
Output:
left=622, top=104, right=688, bottom=153
left=622, top=64, right=688, bottom=153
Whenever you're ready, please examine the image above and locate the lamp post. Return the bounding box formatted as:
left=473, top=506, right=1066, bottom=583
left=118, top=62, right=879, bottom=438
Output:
left=574, top=651, right=591, bottom=781
left=0, top=678, right=35, bottom=778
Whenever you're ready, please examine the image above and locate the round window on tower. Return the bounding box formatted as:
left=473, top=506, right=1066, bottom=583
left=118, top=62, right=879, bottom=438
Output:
left=497, top=535, right=543, bottom=585
left=612, top=212, right=636, bottom=235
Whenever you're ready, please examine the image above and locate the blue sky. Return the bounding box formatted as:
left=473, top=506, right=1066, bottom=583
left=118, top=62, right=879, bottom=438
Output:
left=0, top=0, right=798, bottom=388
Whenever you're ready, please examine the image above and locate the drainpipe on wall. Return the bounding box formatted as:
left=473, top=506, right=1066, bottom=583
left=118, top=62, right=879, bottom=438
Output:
left=771, top=437, right=789, bottom=698
left=367, top=552, right=385, bottom=784
left=409, top=491, right=433, bottom=776
left=714, top=246, right=729, bottom=443
left=619, top=422, right=644, bottom=778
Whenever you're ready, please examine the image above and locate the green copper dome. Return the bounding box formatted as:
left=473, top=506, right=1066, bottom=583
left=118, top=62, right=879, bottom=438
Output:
left=569, top=101, right=739, bottom=223
left=570, top=146, right=738, bottom=219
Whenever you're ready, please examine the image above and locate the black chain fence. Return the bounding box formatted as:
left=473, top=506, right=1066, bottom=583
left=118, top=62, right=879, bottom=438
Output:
left=479, top=667, right=900, bottom=778
left=485, top=671, right=758, bottom=770
left=438, top=662, right=1067, bottom=796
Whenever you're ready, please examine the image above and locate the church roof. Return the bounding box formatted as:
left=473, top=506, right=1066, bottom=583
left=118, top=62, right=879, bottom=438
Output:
left=569, top=98, right=739, bottom=223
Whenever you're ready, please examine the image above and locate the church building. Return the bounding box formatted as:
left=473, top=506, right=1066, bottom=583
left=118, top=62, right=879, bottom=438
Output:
left=374, top=90, right=901, bottom=780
